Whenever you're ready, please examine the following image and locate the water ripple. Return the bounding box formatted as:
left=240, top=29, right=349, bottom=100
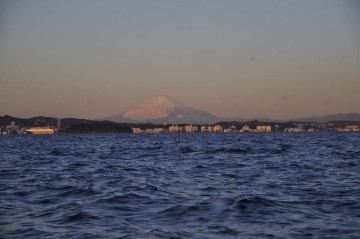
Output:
left=0, top=133, right=359, bottom=238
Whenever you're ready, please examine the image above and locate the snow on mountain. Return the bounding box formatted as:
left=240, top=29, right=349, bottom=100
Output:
left=122, top=95, right=191, bottom=121
left=104, top=95, right=221, bottom=124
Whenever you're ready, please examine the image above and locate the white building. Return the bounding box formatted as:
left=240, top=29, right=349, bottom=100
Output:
left=284, top=127, right=303, bottom=132
left=168, top=125, right=185, bottom=132
left=200, top=126, right=208, bottom=132
left=132, top=128, right=142, bottom=133
left=25, top=127, right=55, bottom=134
left=224, top=125, right=237, bottom=132
left=336, top=125, right=360, bottom=132
left=254, top=125, right=272, bottom=132
left=240, top=125, right=251, bottom=132
left=207, top=125, right=223, bottom=132
left=185, top=125, right=199, bottom=132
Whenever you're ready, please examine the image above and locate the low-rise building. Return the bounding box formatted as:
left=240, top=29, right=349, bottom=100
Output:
left=284, top=127, right=303, bottom=133
left=346, top=125, right=359, bottom=131
left=132, top=128, right=142, bottom=133
left=336, top=125, right=360, bottom=132
left=254, top=125, right=272, bottom=132
left=132, top=127, right=165, bottom=133
left=336, top=127, right=350, bottom=132
left=200, top=126, right=208, bottom=132
left=148, top=128, right=165, bottom=133
left=240, top=125, right=251, bottom=132
left=168, top=125, right=185, bottom=132
left=25, top=127, right=55, bottom=134
left=185, top=125, right=198, bottom=132
left=224, top=125, right=238, bottom=132
left=208, top=125, right=223, bottom=132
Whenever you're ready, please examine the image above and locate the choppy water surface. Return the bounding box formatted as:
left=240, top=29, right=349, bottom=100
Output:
left=1, top=133, right=359, bottom=238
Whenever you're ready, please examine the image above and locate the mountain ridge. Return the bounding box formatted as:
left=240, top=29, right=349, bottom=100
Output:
left=294, top=113, right=360, bottom=122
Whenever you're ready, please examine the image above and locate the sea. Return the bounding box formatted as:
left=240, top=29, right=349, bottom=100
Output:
left=0, top=133, right=359, bottom=239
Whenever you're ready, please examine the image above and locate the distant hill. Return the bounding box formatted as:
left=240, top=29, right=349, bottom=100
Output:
left=0, top=115, right=132, bottom=133
left=228, top=117, right=283, bottom=122
left=295, top=113, right=360, bottom=122
left=0, top=115, right=57, bottom=127
left=103, top=95, right=222, bottom=124
left=63, top=122, right=132, bottom=133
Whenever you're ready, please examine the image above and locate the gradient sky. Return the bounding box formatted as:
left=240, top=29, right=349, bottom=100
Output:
left=1, top=0, right=359, bottom=120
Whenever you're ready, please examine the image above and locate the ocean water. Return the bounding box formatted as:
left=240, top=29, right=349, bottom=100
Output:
left=0, top=133, right=359, bottom=239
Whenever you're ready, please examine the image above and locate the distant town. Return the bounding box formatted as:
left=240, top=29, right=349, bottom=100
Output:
left=1, top=115, right=359, bottom=135
left=132, top=123, right=360, bottom=133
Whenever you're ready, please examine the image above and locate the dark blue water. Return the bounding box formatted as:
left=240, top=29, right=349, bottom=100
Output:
left=1, top=133, right=359, bottom=238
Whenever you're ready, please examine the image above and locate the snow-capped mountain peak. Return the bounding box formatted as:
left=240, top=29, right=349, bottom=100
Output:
left=122, top=95, right=192, bottom=121
left=105, top=95, right=220, bottom=124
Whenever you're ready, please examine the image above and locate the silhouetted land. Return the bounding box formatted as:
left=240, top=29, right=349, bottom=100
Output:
left=1, top=115, right=360, bottom=134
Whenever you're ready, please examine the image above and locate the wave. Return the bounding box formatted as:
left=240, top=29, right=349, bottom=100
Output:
left=60, top=211, right=100, bottom=223
left=2, top=133, right=360, bottom=239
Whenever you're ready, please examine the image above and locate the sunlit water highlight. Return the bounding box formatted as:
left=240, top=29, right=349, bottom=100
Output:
left=1, top=133, right=359, bottom=238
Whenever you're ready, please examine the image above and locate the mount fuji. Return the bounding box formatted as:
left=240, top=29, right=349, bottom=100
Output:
left=104, top=95, right=221, bottom=124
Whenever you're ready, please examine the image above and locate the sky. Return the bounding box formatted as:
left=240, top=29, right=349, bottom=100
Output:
left=0, top=0, right=359, bottom=120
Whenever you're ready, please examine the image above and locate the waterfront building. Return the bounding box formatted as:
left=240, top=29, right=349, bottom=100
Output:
left=240, top=125, right=251, bottom=132
left=168, top=125, right=184, bottom=132
left=132, top=127, right=165, bottom=133
left=132, top=128, right=141, bottom=133
left=284, top=127, right=303, bottom=133
left=224, top=125, right=237, bottom=132
left=185, top=125, right=198, bottom=132
left=336, top=127, right=351, bottom=132
left=336, top=125, right=360, bottom=132
left=153, top=128, right=165, bottom=133
left=144, top=128, right=164, bottom=133
left=200, top=126, right=208, bottom=132
left=346, top=125, right=359, bottom=131
left=215, top=125, right=222, bottom=132
left=210, top=125, right=223, bottom=132
left=254, top=125, right=272, bottom=132
left=25, top=127, right=55, bottom=134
